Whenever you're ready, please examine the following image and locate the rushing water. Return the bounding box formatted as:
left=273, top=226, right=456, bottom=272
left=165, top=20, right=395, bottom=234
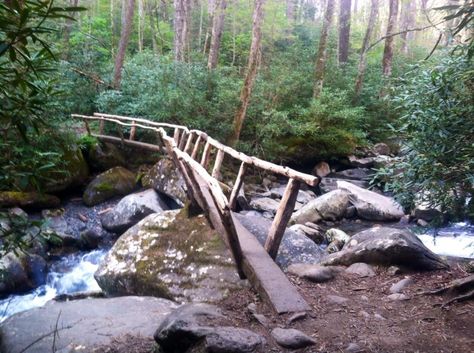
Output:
left=417, top=222, right=474, bottom=259
left=0, top=249, right=107, bottom=323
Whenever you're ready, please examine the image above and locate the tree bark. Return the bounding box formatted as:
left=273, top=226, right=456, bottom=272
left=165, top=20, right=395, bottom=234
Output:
left=353, top=0, right=379, bottom=101
left=173, top=0, right=191, bottom=61
left=113, top=0, right=136, bottom=89
left=207, top=0, right=228, bottom=69
left=227, top=0, right=265, bottom=147
left=63, top=0, right=79, bottom=58
left=138, top=0, right=144, bottom=52
left=286, top=0, right=296, bottom=21
left=381, top=0, right=398, bottom=80
left=338, top=0, right=351, bottom=64
left=313, top=0, right=335, bottom=99
left=400, top=0, right=416, bottom=54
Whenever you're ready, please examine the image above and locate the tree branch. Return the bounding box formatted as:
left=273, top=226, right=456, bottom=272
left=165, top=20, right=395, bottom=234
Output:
left=70, top=67, right=114, bottom=88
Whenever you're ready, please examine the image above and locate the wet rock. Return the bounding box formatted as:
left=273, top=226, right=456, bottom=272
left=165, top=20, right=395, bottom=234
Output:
left=287, top=263, right=336, bottom=282
left=345, top=263, right=376, bottom=277
left=141, top=158, right=187, bottom=207
left=249, top=197, right=280, bottom=215
left=389, top=277, right=413, bottom=293
left=154, top=303, right=265, bottom=353
left=373, top=143, right=391, bottom=156
left=95, top=210, right=245, bottom=302
left=234, top=214, right=324, bottom=269
left=0, top=191, right=60, bottom=209
left=347, top=155, right=376, bottom=168
left=344, top=205, right=357, bottom=219
left=43, top=213, right=86, bottom=249
left=413, top=203, right=442, bottom=222
left=80, top=229, right=102, bottom=250
left=0, top=296, right=176, bottom=353
left=325, top=228, right=350, bottom=249
left=87, top=141, right=126, bottom=171
left=312, top=161, right=331, bottom=178
left=387, top=293, right=410, bottom=301
left=321, top=227, right=448, bottom=270
left=320, top=178, right=370, bottom=194
left=337, top=181, right=404, bottom=221
left=290, top=189, right=350, bottom=225
left=289, top=224, right=325, bottom=244
left=271, top=328, right=316, bottom=349
left=101, top=189, right=169, bottom=234
left=330, top=168, right=372, bottom=181
left=83, top=167, right=136, bottom=206
left=269, top=186, right=316, bottom=204
left=0, top=252, right=47, bottom=297
left=327, top=295, right=349, bottom=305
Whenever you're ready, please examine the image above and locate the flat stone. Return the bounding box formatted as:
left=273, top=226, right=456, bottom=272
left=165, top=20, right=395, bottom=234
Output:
left=291, top=189, right=350, bottom=224
left=389, top=278, right=413, bottom=294
left=287, top=264, right=336, bottom=282
left=271, top=328, right=316, bottom=349
left=0, top=296, right=177, bottom=353
left=198, top=327, right=266, bottom=353
left=345, top=262, right=376, bottom=277
left=249, top=197, right=281, bottom=215
left=387, top=293, right=410, bottom=301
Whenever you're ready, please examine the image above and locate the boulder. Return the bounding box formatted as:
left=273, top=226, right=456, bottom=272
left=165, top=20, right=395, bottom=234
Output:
left=319, top=178, right=369, bottom=194
left=321, top=227, right=449, bottom=270
left=83, top=167, right=136, bottom=206
left=290, top=189, right=350, bottom=224
left=95, top=210, right=245, bottom=302
left=389, top=277, right=413, bottom=294
left=312, top=161, right=331, bottom=178
left=87, top=142, right=126, bottom=171
left=289, top=224, right=325, bottom=244
left=325, top=228, right=350, bottom=246
left=0, top=252, right=47, bottom=297
left=0, top=191, right=60, bottom=209
left=412, top=202, right=442, bottom=222
left=141, top=158, right=187, bottom=207
left=373, top=143, right=391, bottom=156
left=345, top=262, right=376, bottom=277
left=330, top=168, right=372, bottom=181
left=269, top=186, right=316, bottom=204
left=0, top=296, right=177, bottom=353
left=337, top=181, right=404, bottom=221
left=42, top=212, right=93, bottom=250
left=249, top=197, right=280, bottom=215
left=154, top=303, right=265, bottom=353
left=101, top=189, right=169, bottom=233
left=233, top=214, right=324, bottom=269
left=347, top=155, right=376, bottom=168
left=271, top=328, right=316, bottom=349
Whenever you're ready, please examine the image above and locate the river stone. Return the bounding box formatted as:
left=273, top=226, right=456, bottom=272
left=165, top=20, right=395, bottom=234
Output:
left=271, top=328, right=316, bottom=349
left=387, top=293, right=410, bottom=301
left=249, top=197, right=280, bottom=215
left=0, top=191, right=60, bottom=209
left=141, top=158, right=187, bottom=207
left=289, top=224, right=325, bottom=244
left=101, top=189, right=169, bottom=233
left=321, top=227, right=449, bottom=270
left=0, top=252, right=47, bottom=297
left=389, top=277, right=413, bottom=293
left=312, top=161, right=331, bottom=178
left=0, top=296, right=177, bottom=353
left=95, top=210, right=245, bottom=302
left=345, top=262, right=376, bottom=277
left=189, top=327, right=266, bottom=353
left=269, top=186, right=316, bottom=204
left=287, top=263, right=337, bottom=282
left=83, top=166, right=136, bottom=206
left=330, top=168, right=372, bottom=181
left=319, top=178, right=370, bottom=194
left=290, top=189, right=350, bottom=225
left=337, top=181, right=404, bottom=221
left=233, top=214, right=324, bottom=269
left=326, top=228, right=350, bottom=245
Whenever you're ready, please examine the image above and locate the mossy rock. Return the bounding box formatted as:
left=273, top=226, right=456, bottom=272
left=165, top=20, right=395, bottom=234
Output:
left=87, top=142, right=127, bottom=172
left=83, top=167, right=137, bottom=206
left=0, top=191, right=60, bottom=209
left=94, top=208, right=246, bottom=302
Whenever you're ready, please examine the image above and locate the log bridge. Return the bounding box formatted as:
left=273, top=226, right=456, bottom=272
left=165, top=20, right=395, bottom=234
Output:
left=72, top=113, right=319, bottom=314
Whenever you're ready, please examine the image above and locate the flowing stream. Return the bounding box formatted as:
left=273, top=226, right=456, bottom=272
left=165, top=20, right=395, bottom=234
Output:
left=0, top=249, right=107, bottom=323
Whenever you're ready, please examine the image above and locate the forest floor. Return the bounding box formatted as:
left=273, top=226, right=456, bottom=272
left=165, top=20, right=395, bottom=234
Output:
left=95, top=265, right=473, bottom=353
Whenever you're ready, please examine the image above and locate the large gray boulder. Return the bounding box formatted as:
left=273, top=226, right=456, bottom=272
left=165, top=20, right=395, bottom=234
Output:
left=0, top=296, right=177, bottom=353
left=83, top=167, right=136, bottom=206
left=142, top=158, right=187, bottom=207
left=290, top=189, right=350, bottom=224
left=234, top=214, right=324, bottom=269
left=321, top=227, right=448, bottom=270
left=249, top=197, right=280, bottom=215
left=101, top=189, right=169, bottom=233
left=95, top=210, right=245, bottom=302
left=337, top=181, right=404, bottom=221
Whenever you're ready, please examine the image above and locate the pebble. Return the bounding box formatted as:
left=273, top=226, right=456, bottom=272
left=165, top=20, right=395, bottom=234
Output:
left=271, top=328, right=316, bottom=349
left=387, top=293, right=410, bottom=301
left=389, top=277, right=413, bottom=294
left=345, top=342, right=364, bottom=353
left=327, top=295, right=349, bottom=305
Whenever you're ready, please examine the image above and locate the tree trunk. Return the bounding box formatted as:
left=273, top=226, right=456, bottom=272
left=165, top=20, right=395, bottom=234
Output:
left=227, top=0, right=265, bottom=147
left=286, top=0, right=296, bottom=21
left=338, top=0, right=351, bottom=65
left=207, top=0, right=227, bottom=69
left=353, top=0, right=379, bottom=101
left=313, top=0, right=335, bottom=99
left=113, top=0, right=136, bottom=89
left=381, top=0, right=398, bottom=82
left=173, top=0, right=191, bottom=61
left=63, top=0, right=79, bottom=58
left=400, top=0, right=416, bottom=54
left=138, top=0, right=144, bottom=51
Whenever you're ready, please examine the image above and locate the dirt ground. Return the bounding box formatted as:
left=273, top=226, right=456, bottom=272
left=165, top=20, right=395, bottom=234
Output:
left=94, top=265, right=473, bottom=353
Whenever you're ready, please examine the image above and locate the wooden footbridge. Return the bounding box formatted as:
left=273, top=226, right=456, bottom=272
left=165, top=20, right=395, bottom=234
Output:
left=72, top=113, right=319, bottom=314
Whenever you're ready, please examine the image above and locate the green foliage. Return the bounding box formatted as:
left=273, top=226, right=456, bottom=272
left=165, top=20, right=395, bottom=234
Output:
left=377, top=53, right=474, bottom=218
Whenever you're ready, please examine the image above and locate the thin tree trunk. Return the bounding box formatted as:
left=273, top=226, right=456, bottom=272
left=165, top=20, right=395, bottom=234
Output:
left=208, top=0, right=227, bottom=69
left=400, top=0, right=415, bottom=54
left=286, top=0, right=296, bottom=21
left=231, top=2, right=236, bottom=66
left=138, top=0, right=144, bottom=51
left=63, top=0, right=79, bottom=59
left=111, top=0, right=115, bottom=58
left=173, top=0, right=190, bottom=61
left=203, top=0, right=216, bottom=54
left=227, top=0, right=265, bottom=147
left=353, top=0, right=379, bottom=101
left=338, top=0, right=351, bottom=64
left=113, top=0, right=136, bottom=88
left=313, top=0, right=335, bottom=99
left=148, top=0, right=159, bottom=53
left=380, top=0, right=399, bottom=96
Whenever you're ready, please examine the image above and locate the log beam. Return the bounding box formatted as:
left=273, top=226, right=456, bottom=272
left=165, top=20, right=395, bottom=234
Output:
left=229, top=162, right=247, bottom=211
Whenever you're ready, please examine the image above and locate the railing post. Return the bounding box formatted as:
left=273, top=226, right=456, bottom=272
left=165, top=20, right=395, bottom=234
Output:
left=178, top=130, right=187, bottom=150
left=200, top=142, right=212, bottom=169
left=184, top=132, right=194, bottom=153
left=191, top=135, right=202, bottom=160
left=264, top=178, right=301, bottom=260
left=173, top=127, right=180, bottom=145
left=211, top=149, right=225, bottom=180
left=99, top=120, right=105, bottom=135
left=84, top=120, right=91, bottom=135
left=229, top=162, right=247, bottom=211
left=129, top=120, right=136, bottom=141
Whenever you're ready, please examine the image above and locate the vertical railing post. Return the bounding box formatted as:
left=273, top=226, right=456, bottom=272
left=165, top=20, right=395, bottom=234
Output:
left=228, top=162, right=247, bottom=211
left=129, top=120, right=136, bottom=141
left=211, top=149, right=225, bottom=180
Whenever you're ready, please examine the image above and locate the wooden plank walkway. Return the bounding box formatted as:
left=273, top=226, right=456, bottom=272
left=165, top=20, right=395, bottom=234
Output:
left=71, top=112, right=317, bottom=314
